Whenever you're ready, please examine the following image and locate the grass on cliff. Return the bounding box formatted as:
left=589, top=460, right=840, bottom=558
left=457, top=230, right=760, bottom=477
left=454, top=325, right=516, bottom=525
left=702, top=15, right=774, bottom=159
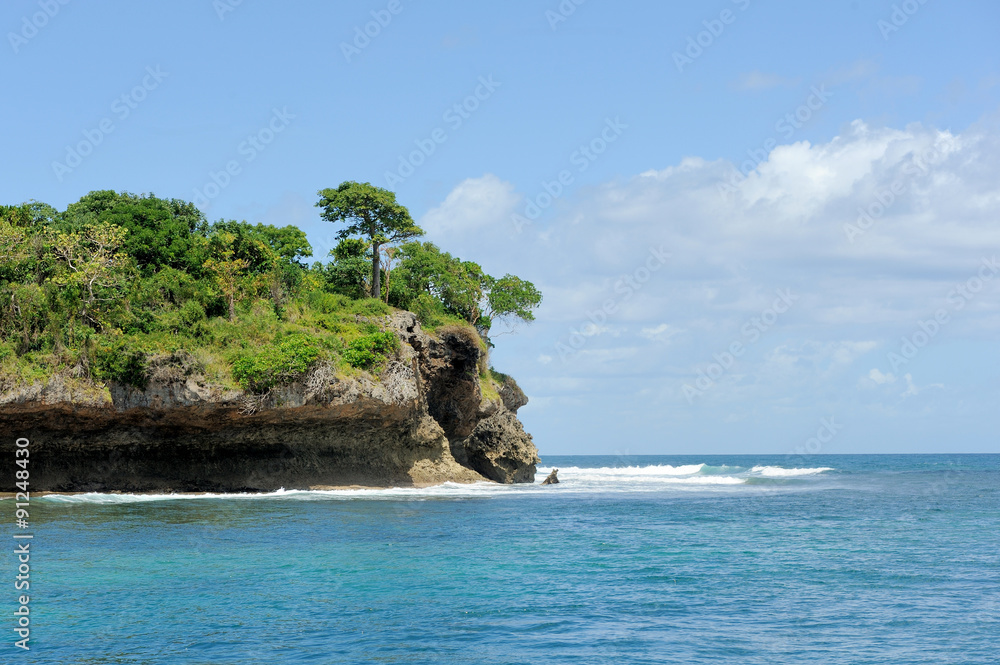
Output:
left=0, top=291, right=491, bottom=400
left=480, top=370, right=502, bottom=404
left=0, top=295, right=405, bottom=397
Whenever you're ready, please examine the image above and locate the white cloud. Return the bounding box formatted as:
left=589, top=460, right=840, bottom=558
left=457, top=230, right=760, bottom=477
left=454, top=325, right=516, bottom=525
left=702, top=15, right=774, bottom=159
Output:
left=869, top=368, right=897, bottom=385
left=640, top=324, right=680, bottom=343
left=539, top=119, right=1000, bottom=339
left=425, top=117, right=1000, bottom=421
left=901, top=373, right=945, bottom=398
left=580, top=324, right=626, bottom=338
left=826, top=59, right=879, bottom=86
left=420, top=174, right=520, bottom=236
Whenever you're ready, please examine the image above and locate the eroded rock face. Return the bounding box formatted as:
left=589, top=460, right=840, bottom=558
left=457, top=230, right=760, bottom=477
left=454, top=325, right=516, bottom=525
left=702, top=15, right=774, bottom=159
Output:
left=394, top=315, right=484, bottom=440
left=0, top=312, right=539, bottom=491
left=497, top=375, right=528, bottom=414
left=455, top=410, right=540, bottom=484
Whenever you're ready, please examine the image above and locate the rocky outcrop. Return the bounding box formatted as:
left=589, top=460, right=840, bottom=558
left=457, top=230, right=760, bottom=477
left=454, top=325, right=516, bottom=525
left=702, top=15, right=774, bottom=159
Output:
left=497, top=374, right=528, bottom=414
left=390, top=313, right=539, bottom=484
left=452, top=411, right=540, bottom=484
left=0, top=312, right=539, bottom=492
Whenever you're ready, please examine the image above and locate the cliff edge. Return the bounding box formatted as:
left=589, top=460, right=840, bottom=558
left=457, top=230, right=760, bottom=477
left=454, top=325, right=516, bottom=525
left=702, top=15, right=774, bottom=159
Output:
left=0, top=312, right=539, bottom=492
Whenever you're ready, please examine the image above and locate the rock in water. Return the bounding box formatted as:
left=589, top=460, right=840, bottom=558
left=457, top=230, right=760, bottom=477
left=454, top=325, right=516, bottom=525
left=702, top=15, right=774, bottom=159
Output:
left=541, top=468, right=559, bottom=485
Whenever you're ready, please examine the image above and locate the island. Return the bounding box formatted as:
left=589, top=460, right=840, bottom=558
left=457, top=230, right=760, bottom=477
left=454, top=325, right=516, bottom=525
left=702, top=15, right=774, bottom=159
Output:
left=0, top=184, right=542, bottom=492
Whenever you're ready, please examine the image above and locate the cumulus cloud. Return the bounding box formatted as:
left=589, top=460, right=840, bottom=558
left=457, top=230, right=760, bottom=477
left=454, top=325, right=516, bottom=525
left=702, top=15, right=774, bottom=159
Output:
left=538, top=119, right=1000, bottom=338
left=421, top=117, right=1000, bottom=418
left=419, top=174, right=520, bottom=236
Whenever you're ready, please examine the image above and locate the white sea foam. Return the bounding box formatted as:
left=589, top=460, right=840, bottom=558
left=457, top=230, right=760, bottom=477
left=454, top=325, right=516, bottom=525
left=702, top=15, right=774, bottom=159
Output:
left=750, top=465, right=834, bottom=477
left=34, top=463, right=834, bottom=503
left=544, top=464, right=707, bottom=477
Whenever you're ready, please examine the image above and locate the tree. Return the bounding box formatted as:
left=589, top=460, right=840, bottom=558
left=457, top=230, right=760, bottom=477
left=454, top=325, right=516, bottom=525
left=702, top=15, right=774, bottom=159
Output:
left=0, top=215, right=29, bottom=266
left=62, top=191, right=207, bottom=276
left=47, top=223, right=133, bottom=330
left=1, top=201, right=57, bottom=229
left=203, top=232, right=249, bottom=321
left=321, top=238, right=371, bottom=300
left=482, top=274, right=543, bottom=334
left=379, top=245, right=399, bottom=303
left=206, top=220, right=313, bottom=312
left=208, top=220, right=313, bottom=272
left=389, top=241, right=542, bottom=338
left=316, top=182, right=423, bottom=298
left=390, top=241, right=483, bottom=320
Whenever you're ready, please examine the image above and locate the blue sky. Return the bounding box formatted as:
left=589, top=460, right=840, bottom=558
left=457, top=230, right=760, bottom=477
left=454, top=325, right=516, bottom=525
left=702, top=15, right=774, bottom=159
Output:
left=3, top=0, right=999, bottom=455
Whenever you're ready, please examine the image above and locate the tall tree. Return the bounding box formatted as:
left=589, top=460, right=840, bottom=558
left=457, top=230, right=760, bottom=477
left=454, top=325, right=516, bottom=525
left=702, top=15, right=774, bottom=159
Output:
left=316, top=182, right=423, bottom=298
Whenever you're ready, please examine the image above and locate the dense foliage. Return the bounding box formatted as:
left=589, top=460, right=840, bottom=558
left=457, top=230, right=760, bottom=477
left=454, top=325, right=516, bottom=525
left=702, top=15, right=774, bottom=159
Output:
left=0, top=187, right=541, bottom=395
left=316, top=182, right=423, bottom=299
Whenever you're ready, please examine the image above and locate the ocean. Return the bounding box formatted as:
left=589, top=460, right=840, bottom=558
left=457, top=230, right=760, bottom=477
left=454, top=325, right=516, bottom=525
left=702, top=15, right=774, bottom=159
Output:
left=12, top=454, right=999, bottom=663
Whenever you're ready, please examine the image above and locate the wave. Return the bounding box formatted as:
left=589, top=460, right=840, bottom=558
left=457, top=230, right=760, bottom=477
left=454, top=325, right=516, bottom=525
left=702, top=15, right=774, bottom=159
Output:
left=749, top=465, right=834, bottom=477
left=700, top=464, right=746, bottom=475
left=34, top=463, right=836, bottom=503
left=38, top=485, right=505, bottom=504
left=543, top=464, right=708, bottom=477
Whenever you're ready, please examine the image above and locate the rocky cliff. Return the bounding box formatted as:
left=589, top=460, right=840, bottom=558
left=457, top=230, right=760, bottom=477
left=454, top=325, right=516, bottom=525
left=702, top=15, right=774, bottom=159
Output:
left=0, top=312, right=539, bottom=492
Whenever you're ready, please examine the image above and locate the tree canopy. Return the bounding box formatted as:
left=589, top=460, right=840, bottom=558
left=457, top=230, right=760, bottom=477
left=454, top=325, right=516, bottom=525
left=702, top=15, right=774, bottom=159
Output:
left=316, top=182, right=423, bottom=298
left=62, top=191, right=207, bottom=276
left=388, top=241, right=542, bottom=337
left=0, top=187, right=541, bottom=393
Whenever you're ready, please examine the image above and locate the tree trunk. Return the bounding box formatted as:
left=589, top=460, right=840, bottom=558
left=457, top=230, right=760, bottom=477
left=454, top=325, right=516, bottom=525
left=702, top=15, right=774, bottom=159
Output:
left=371, top=240, right=381, bottom=299
left=228, top=295, right=236, bottom=322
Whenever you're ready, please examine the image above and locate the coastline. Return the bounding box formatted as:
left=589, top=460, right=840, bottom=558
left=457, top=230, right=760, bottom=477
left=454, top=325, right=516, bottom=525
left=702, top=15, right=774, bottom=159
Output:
left=0, top=477, right=498, bottom=499
left=0, top=312, right=539, bottom=492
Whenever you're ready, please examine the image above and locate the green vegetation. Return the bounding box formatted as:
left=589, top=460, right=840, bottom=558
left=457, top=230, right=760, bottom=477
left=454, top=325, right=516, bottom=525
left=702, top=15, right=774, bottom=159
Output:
left=342, top=331, right=399, bottom=370
left=0, top=184, right=542, bottom=396
left=316, top=182, right=423, bottom=299
left=231, top=334, right=322, bottom=393
left=385, top=242, right=543, bottom=337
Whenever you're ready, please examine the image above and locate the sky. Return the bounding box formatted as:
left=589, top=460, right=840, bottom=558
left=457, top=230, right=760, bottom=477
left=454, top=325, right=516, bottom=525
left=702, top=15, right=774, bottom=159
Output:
left=2, top=0, right=999, bottom=455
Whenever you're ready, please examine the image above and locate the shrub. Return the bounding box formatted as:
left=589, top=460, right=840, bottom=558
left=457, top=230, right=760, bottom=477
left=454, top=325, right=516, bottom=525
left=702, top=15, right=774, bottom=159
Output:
left=348, top=298, right=390, bottom=317
left=342, top=331, right=398, bottom=370
left=178, top=300, right=206, bottom=327
left=410, top=293, right=446, bottom=328
left=231, top=333, right=321, bottom=393
left=305, top=290, right=350, bottom=315
left=92, top=336, right=149, bottom=389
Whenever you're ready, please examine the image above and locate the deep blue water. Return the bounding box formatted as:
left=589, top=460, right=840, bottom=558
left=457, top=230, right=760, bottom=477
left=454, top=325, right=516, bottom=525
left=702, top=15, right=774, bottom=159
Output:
left=7, top=454, right=999, bottom=663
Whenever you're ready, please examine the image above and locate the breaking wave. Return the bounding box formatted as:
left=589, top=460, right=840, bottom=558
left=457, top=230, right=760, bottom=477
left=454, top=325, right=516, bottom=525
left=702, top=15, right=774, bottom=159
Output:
left=33, top=463, right=835, bottom=503
left=750, top=465, right=835, bottom=477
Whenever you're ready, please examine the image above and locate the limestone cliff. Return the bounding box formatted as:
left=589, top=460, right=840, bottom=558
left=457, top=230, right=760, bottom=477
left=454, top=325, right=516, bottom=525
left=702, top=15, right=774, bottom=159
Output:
left=0, top=312, right=539, bottom=492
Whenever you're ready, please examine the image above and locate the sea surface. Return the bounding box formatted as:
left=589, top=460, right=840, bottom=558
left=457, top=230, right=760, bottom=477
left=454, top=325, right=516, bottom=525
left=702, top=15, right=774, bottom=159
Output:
left=9, top=454, right=999, bottom=664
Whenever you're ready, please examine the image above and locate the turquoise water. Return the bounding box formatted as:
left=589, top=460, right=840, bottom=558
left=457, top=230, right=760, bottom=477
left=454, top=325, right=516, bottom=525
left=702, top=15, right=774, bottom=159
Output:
left=10, top=454, right=999, bottom=663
